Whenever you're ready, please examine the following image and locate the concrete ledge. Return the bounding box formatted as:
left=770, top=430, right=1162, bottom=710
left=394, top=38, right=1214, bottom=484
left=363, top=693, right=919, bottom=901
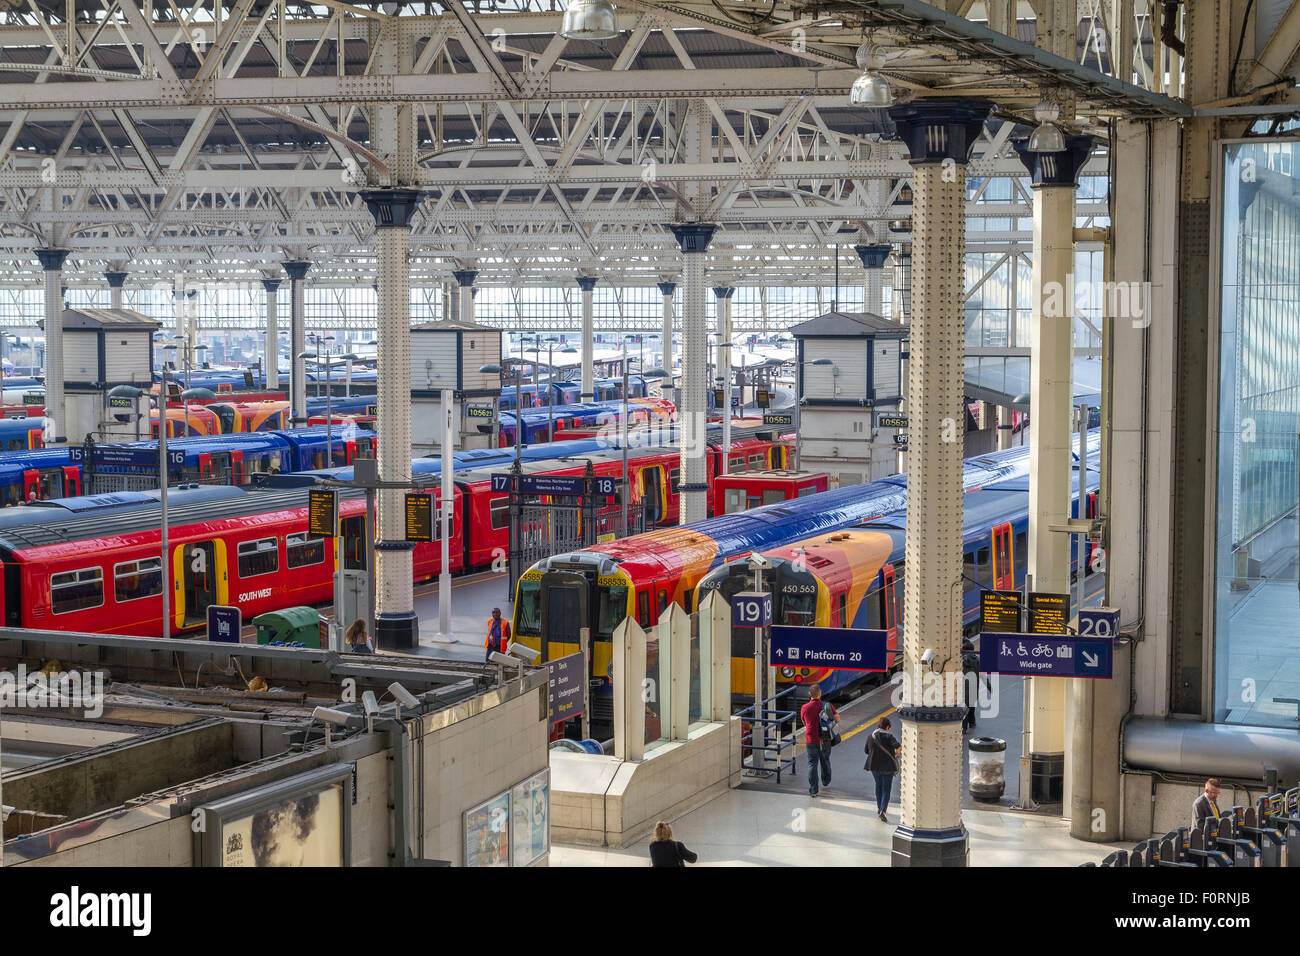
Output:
left=550, top=718, right=741, bottom=847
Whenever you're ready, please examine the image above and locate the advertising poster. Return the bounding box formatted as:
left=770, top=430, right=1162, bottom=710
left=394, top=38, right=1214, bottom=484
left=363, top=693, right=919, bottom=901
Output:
left=219, top=781, right=345, bottom=867
left=510, top=770, right=550, bottom=867
left=464, top=792, right=511, bottom=867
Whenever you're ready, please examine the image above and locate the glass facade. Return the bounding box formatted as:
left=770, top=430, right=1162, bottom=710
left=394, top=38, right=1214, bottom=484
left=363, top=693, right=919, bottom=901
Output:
left=1213, top=140, right=1300, bottom=728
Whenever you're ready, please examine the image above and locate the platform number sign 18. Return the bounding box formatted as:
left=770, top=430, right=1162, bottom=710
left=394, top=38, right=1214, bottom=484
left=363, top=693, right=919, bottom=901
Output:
left=594, top=476, right=616, bottom=497
left=732, top=592, right=772, bottom=629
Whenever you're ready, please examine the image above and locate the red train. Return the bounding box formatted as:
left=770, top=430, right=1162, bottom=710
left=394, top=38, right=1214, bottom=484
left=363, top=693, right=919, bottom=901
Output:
left=0, top=433, right=791, bottom=637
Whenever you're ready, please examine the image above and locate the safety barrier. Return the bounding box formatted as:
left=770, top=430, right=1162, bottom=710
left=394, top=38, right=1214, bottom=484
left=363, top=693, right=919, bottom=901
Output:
left=1086, top=787, right=1300, bottom=867
left=736, top=685, right=799, bottom=783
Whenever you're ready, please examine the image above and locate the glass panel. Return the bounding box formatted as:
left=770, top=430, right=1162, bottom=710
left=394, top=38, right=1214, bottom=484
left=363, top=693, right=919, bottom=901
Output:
left=1213, top=140, right=1300, bottom=728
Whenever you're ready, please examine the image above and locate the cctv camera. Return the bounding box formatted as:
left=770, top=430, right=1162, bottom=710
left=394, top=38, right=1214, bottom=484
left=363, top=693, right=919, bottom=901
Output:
left=920, top=648, right=935, bottom=669
left=489, top=651, right=517, bottom=667
left=313, top=705, right=352, bottom=727
left=362, top=690, right=380, bottom=716
left=747, top=554, right=772, bottom=571
left=507, top=642, right=540, bottom=662
left=387, top=682, right=420, bottom=709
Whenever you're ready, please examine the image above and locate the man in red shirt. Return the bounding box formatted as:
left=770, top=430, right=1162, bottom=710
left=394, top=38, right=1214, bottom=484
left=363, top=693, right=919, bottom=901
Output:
left=800, top=685, right=838, bottom=798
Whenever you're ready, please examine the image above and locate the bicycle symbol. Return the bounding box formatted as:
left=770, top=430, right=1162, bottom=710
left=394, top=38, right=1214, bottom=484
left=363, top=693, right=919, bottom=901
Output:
left=1031, top=644, right=1054, bottom=658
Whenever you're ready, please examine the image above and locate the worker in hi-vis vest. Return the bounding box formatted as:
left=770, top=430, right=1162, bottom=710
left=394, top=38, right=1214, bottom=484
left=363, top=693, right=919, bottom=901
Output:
left=484, top=607, right=511, bottom=662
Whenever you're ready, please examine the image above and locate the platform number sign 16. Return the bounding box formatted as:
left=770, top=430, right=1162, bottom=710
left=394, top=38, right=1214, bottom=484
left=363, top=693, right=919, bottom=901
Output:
left=1077, top=607, right=1119, bottom=638
left=732, top=592, right=772, bottom=629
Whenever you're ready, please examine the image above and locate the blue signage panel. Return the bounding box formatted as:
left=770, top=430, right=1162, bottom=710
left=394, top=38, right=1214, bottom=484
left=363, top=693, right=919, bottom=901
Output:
left=520, top=474, right=585, bottom=496
left=547, top=651, right=585, bottom=724
left=207, top=604, right=242, bottom=644
left=732, top=592, right=772, bottom=629
left=770, top=625, right=889, bottom=672
left=491, top=473, right=510, bottom=493
left=593, top=476, right=615, bottom=496
left=979, top=632, right=1113, bottom=679
left=1077, top=606, right=1120, bottom=639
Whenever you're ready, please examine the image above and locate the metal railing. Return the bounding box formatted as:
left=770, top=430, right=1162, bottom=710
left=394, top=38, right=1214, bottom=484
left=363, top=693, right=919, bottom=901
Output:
left=736, top=685, right=800, bottom=783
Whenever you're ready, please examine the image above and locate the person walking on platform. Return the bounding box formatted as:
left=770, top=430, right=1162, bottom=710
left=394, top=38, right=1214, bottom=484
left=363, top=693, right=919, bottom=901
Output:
left=865, top=717, right=901, bottom=822
left=648, top=821, right=698, bottom=867
left=345, top=619, right=372, bottom=654
left=484, top=607, right=511, bottom=662
left=800, top=685, right=838, bottom=798
left=1193, top=778, right=1222, bottom=828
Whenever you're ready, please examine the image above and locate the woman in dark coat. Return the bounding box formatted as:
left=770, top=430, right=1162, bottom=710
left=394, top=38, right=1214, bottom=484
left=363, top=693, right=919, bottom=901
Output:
left=648, top=821, right=698, bottom=867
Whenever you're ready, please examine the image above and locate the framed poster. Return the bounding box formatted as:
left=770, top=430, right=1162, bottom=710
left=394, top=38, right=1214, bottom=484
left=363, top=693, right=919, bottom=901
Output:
left=464, top=792, right=511, bottom=867
left=510, top=769, right=550, bottom=867
left=196, top=765, right=351, bottom=867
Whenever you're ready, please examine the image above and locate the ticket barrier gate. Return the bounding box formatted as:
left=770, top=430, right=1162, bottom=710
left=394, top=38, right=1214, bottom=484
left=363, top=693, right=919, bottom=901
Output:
left=1235, top=804, right=1287, bottom=867
left=1204, top=815, right=1261, bottom=867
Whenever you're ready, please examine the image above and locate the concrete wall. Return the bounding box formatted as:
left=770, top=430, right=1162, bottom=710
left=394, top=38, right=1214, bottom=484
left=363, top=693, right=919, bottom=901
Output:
left=14, top=817, right=193, bottom=867
left=550, top=718, right=741, bottom=847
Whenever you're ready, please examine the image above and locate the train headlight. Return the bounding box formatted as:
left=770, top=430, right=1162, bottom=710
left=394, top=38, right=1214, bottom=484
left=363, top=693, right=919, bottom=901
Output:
left=779, top=667, right=795, bottom=679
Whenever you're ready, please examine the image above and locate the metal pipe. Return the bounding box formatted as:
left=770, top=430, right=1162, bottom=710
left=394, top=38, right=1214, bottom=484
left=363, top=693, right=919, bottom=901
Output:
left=160, top=375, right=170, bottom=640
left=1124, top=718, right=1300, bottom=781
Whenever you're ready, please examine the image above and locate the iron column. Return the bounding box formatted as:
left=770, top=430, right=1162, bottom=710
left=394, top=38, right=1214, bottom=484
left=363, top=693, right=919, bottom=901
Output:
left=669, top=224, right=717, bottom=524
left=453, top=269, right=477, bottom=325
left=1014, top=134, right=1095, bottom=805
left=284, top=260, right=310, bottom=423
left=262, top=276, right=281, bottom=390
left=360, top=189, right=423, bottom=651
left=886, top=100, right=994, bottom=867
left=105, top=270, right=127, bottom=311
left=658, top=281, right=676, bottom=402
left=36, top=249, right=69, bottom=443
left=578, top=276, right=598, bottom=401
left=854, top=244, right=892, bottom=318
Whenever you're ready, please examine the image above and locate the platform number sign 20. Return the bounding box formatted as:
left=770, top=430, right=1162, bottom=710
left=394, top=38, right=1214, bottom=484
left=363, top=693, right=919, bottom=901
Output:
left=1077, top=607, right=1119, bottom=638
left=732, top=592, right=772, bottom=629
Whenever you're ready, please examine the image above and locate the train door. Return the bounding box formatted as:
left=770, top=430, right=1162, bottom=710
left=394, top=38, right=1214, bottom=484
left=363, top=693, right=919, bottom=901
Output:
left=991, top=522, right=1014, bottom=590
left=175, top=540, right=225, bottom=628
left=341, top=515, right=368, bottom=571
left=230, top=450, right=244, bottom=486
left=28, top=426, right=43, bottom=449
left=639, top=465, right=664, bottom=524
left=36, top=468, right=63, bottom=500
left=539, top=569, right=588, bottom=665
left=61, top=466, right=80, bottom=496
left=197, top=453, right=214, bottom=483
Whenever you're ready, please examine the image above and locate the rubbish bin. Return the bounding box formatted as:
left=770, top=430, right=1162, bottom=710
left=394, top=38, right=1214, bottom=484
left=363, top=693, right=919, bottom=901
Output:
left=968, top=736, right=1006, bottom=802
left=253, top=607, right=325, bottom=649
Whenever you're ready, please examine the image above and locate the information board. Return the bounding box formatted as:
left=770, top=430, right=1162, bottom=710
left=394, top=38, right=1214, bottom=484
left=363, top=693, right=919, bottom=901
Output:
left=405, top=492, right=433, bottom=542
left=207, top=604, right=241, bottom=643
left=1028, top=591, right=1070, bottom=635
left=769, top=625, right=889, bottom=672
left=878, top=415, right=908, bottom=429
left=547, top=652, right=585, bottom=724
left=465, top=404, right=494, bottom=420
left=108, top=396, right=135, bottom=409
left=980, top=590, right=1022, bottom=632
left=755, top=389, right=771, bottom=409
left=979, top=633, right=1114, bottom=679
left=713, top=388, right=725, bottom=408
left=308, top=488, right=338, bottom=538
left=762, top=412, right=794, bottom=428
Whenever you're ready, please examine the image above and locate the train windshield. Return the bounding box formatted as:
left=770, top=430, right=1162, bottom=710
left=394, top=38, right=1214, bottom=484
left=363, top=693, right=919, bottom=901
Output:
left=515, top=579, right=542, bottom=637
left=595, top=584, right=629, bottom=639
left=777, top=570, right=817, bottom=626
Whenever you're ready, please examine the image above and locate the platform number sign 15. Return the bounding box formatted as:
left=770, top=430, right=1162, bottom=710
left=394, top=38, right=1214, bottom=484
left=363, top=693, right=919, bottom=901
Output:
left=1077, top=607, right=1119, bottom=638
left=732, top=592, right=772, bottom=629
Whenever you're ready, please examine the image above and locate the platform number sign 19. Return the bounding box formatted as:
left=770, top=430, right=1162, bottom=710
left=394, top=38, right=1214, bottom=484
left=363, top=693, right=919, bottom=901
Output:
left=732, top=592, right=772, bottom=629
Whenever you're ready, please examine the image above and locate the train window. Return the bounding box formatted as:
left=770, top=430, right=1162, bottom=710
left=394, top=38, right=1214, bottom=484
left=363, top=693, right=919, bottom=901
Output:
left=780, top=587, right=816, bottom=627
left=342, top=516, right=367, bottom=570
left=0, top=482, right=22, bottom=507
left=356, top=438, right=375, bottom=458
left=963, top=550, right=977, bottom=591
left=657, top=589, right=669, bottom=613
left=797, top=485, right=817, bottom=497
left=515, top=580, right=542, bottom=636
left=749, top=454, right=764, bottom=470
left=866, top=587, right=885, bottom=629
left=1014, top=531, right=1027, bottom=577
left=977, top=547, right=990, bottom=582
left=113, top=557, right=162, bottom=603
left=51, top=567, right=104, bottom=614
left=724, top=488, right=745, bottom=514
left=892, top=563, right=905, bottom=632
left=237, top=537, right=279, bottom=578
left=668, top=468, right=680, bottom=494
left=637, top=590, right=651, bottom=627
left=762, top=489, right=785, bottom=506
left=596, top=584, right=630, bottom=639
left=5, top=439, right=22, bottom=452
left=838, top=593, right=847, bottom=627
left=490, top=497, right=510, bottom=531
left=287, top=532, right=326, bottom=569
left=730, top=456, right=746, bottom=473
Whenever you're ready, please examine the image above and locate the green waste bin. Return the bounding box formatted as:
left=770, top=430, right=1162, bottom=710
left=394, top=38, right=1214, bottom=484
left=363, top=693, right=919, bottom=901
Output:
left=253, top=606, right=325, bottom=648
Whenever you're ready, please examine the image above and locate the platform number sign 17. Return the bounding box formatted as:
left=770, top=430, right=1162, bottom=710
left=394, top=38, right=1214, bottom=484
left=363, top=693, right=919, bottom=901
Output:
left=732, top=592, right=772, bottom=629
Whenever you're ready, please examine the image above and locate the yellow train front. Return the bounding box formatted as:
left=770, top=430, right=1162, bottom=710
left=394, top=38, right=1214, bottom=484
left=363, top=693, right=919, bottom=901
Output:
left=694, top=529, right=903, bottom=705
